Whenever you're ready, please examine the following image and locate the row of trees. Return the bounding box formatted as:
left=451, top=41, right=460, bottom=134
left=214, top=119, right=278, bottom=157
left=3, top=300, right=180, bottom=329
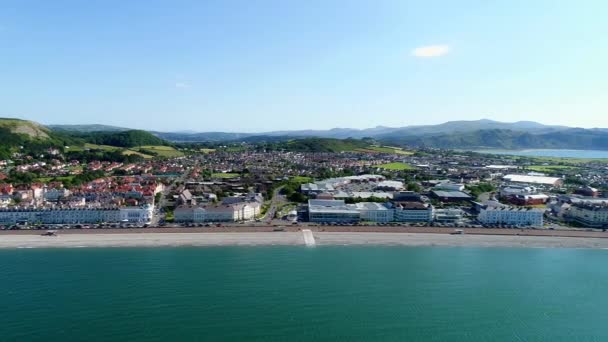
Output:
left=68, top=130, right=168, bottom=148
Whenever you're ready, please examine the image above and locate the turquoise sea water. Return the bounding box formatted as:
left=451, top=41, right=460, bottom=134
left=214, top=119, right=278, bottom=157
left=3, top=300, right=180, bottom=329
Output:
left=1, top=246, right=607, bottom=341
left=472, top=149, right=608, bottom=158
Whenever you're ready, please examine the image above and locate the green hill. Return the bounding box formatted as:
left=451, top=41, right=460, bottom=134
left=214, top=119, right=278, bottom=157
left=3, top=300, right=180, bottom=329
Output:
left=0, top=118, right=51, bottom=139
left=69, top=130, right=169, bottom=148
left=276, top=138, right=371, bottom=152
left=380, top=129, right=608, bottom=150
left=48, top=124, right=130, bottom=133
left=0, top=118, right=80, bottom=159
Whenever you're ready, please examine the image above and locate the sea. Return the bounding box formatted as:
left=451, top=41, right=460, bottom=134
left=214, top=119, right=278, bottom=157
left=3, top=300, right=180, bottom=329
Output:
left=472, top=149, right=608, bottom=159
left=2, top=246, right=607, bottom=341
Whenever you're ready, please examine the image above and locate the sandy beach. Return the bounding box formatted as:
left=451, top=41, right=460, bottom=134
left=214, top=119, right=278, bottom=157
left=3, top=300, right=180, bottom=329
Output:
left=2, top=231, right=608, bottom=249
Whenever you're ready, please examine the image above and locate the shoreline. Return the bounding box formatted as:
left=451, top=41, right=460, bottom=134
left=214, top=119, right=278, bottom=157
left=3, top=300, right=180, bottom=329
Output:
left=2, top=231, right=608, bottom=249
left=2, top=226, right=607, bottom=238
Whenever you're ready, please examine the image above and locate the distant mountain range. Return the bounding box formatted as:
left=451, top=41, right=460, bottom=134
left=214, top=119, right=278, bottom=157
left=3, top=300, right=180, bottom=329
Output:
left=48, top=124, right=130, bottom=133
left=37, top=119, right=608, bottom=150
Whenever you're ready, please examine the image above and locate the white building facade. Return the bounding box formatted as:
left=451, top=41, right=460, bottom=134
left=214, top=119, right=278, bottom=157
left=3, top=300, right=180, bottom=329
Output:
left=175, top=202, right=260, bottom=223
left=478, top=207, right=544, bottom=226
left=566, top=202, right=608, bottom=228
left=393, top=205, right=433, bottom=223
left=350, top=202, right=393, bottom=222
left=0, top=205, right=154, bottom=224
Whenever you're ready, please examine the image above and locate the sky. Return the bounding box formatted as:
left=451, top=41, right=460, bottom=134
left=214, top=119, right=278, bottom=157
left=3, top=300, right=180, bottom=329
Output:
left=1, top=0, right=607, bottom=132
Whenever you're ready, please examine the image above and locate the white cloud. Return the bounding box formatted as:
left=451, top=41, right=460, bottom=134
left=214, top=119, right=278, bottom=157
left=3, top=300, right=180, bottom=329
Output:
left=412, top=45, right=450, bottom=58
left=174, top=82, right=190, bottom=89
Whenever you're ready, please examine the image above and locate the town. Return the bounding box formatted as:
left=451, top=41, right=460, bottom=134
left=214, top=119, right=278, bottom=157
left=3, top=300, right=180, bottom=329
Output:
left=1, top=140, right=607, bottom=231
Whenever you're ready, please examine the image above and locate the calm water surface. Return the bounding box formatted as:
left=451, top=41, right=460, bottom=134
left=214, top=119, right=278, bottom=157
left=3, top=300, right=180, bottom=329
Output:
left=473, top=149, right=608, bottom=158
left=1, top=246, right=607, bottom=341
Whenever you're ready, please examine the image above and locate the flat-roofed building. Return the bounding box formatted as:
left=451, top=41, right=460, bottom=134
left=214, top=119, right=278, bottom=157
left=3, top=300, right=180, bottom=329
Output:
left=393, top=191, right=423, bottom=202
left=308, top=199, right=360, bottom=223
left=566, top=201, right=608, bottom=228
left=503, top=174, right=563, bottom=187
left=375, top=180, right=404, bottom=191
left=431, top=190, right=472, bottom=202
left=393, top=202, right=433, bottom=223
left=478, top=206, right=544, bottom=226
left=433, top=182, right=465, bottom=192
left=434, top=208, right=465, bottom=224
left=509, top=194, right=549, bottom=206
left=348, top=202, right=393, bottom=222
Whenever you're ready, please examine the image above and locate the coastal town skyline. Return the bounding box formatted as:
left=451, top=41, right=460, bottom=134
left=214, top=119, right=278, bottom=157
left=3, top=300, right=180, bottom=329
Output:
left=3, top=2, right=608, bottom=340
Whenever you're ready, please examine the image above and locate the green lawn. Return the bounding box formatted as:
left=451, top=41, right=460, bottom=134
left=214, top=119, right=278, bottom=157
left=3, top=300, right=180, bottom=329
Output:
left=377, top=162, right=415, bottom=170
left=211, top=172, right=240, bottom=178
left=355, top=146, right=414, bottom=155
left=504, top=155, right=608, bottom=165
left=219, top=146, right=246, bottom=152
left=34, top=176, right=75, bottom=183
left=525, top=165, right=578, bottom=172
left=138, top=145, right=184, bottom=158
left=291, top=176, right=312, bottom=183
left=83, top=143, right=121, bottom=151
left=122, top=150, right=154, bottom=159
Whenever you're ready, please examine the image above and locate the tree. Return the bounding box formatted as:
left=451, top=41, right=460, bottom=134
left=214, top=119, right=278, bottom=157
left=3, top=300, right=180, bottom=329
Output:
left=288, top=192, right=308, bottom=203
left=406, top=182, right=421, bottom=192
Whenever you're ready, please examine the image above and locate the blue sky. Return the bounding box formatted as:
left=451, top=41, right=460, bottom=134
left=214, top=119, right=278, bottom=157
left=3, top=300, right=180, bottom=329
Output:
left=1, top=0, right=607, bottom=131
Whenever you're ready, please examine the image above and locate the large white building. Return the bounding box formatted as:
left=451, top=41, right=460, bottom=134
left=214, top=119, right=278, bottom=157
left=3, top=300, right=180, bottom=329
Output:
left=118, top=204, right=155, bottom=223
left=393, top=202, right=433, bottom=222
left=0, top=204, right=154, bottom=224
left=43, top=188, right=71, bottom=201
left=308, top=199, right=360, bottom=223
left=175, top=202, right=261, bottom=223
left=308, top=199, right=435, bottom=223
left=301, top=175, right=386, bottom=196
left=349, top=202, right=393, bottom=222
left=503, top=174, right=563, bottom=187
left=434, top=208, right=465, bottom=224
left=500, top=185, right=538, bottom=197
left=478, top=207, right=544, bottom=226
left=433, top=182, right=465, bottom=192
left=566, top=202, right=608, bottom=228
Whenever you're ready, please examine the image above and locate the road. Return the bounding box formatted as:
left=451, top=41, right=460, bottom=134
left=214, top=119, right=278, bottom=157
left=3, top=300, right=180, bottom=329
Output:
left=260, top=185, right=286, bottom=223
left=153, top=170, right=190, bottom=225
left=4, top=226, right=608, bottom=239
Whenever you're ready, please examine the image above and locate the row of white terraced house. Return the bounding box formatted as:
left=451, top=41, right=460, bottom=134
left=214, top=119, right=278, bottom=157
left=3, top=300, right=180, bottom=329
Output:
left=0, top=204, right=154, bottom=224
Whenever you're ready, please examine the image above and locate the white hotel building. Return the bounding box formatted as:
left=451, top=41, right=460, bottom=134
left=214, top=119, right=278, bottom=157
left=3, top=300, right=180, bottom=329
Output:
left=308, top=200, right=432, bottom=223
left=478, top=207, right=544, bottom=226
left=174, top=202, right=261, bottom=223
left=566, top=202, right=608, bottom=228
left=392, top=202, right=434, bottom=223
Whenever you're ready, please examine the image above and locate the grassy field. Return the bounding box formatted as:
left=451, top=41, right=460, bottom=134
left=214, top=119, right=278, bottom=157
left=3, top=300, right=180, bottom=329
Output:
left=486, top=153, right=608, bottom=165
left=219, top=146, right=247, bottom=152
left=525, top=165, right=578, bottom=173
left=290, top=176, right=312, bottom=183
left=74, top=143, right=181, bottom=159
left=355, top=146, right=414, bottom=155
left=529, top=156, right=608, bottom=164
left=200, top=148, right=216, bottom=153
left=377, top=162, right=415, bottom=170
left=383, top=146, right=414, bottom=155
left=138, top=145, right=184, bottom=158
left=83, top=143, right=121, bottom=151
left=122, top=150, right=154, bottom=159
left=211, top=172, right=240, bottom=178
left=34, top=176, right=75, bottom=183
